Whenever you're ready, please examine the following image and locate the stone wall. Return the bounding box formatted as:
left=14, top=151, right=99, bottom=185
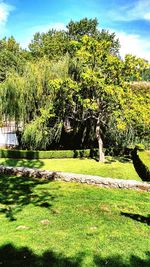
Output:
left=0, top=165, right=150, bottom=192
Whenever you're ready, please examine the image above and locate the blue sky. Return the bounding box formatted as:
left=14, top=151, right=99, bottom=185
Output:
left=0, top=0, right=150, bottom=61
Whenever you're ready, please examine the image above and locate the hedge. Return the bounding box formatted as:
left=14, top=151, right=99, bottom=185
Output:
left=0, top=149, right=95, bottom=159
left=131, top=148, right=150, bottom=182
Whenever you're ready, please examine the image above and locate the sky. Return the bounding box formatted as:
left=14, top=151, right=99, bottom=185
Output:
left=0, top=0, right=150, bottom=61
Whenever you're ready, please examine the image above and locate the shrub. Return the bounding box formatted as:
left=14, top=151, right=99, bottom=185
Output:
left=89, top=148, right=98, bottom=158
left=131, top=148, right=150, bottom=182
left=0, top=149, right=91, bottom=159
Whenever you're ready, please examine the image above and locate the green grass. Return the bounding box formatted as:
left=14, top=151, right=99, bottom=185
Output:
left=0, top=156, right=141, bottom=181
left=139, top=150, right=150, bottom=170
left=0, top=175, right=150, bottom=266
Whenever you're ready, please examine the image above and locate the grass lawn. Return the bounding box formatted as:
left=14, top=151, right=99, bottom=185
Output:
left=0, top=156, right=141, bottom=181
left=0, top=175, right=149, bottom=266
left=138, top=150, right=150, bottom=170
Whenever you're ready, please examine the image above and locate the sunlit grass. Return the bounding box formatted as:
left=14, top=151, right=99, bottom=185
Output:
left=139, top=150, right=150, bottom=169
left=0, top=156, right=140, bottom=181
left=0, top=176, right=149, bottom=266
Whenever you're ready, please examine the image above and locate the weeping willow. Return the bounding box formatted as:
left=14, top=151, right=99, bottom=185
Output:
left=0, top=56, right=69, bottom=148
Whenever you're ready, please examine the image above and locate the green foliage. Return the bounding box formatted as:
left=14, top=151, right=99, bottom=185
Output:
left=29, top=30, right=69, bottom=60
left=132, top=148, right=150, bottom=181
left=22, top=108, right=57, bottom=150
left=123, top=55, right=149, bottom=82
left=66, top=17, right=98, bottom=40
left=0, top=56, right=69, bottom=123
left=66, top=18, right=120, bottom=56
left=0, top=149, right=91, bottom=159
left=0, top=18, right=149, bottom=154
left=142, top=67, right=150, bottom=81
left=0, top=37, right=25, bottom=82
left=96, top=29, right=120, bottom=55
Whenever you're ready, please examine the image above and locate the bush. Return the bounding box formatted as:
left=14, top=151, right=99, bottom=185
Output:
left=89, top=148, right=98, bottom=158
left=0, top=149, right=91, bottom=159
left=131, top=148, right=150, bottom=182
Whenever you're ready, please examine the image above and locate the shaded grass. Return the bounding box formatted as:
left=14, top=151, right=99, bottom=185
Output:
left=0, top=175, right=150, bottom=266
left=0, top=156, right=140, bottom=181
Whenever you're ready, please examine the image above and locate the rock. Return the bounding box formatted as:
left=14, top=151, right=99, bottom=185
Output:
left=90, top=226, right=97, bottom=230
left=40, top=219, right=50, bottom=225
left=16, top=225, right=29, bottom=230
left=0, top=165, right=150, bottom=192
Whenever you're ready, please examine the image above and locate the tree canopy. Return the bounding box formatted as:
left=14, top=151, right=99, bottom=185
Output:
left=0, top=18, right=149, bottom=160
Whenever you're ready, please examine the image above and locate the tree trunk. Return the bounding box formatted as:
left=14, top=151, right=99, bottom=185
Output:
left=97, top=136, right=105, bottom=162
left=96, top=117, right=105, bottom=162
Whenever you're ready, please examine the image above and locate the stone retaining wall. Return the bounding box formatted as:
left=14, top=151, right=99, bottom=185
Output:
left=0, top=165, right=150, bottom=192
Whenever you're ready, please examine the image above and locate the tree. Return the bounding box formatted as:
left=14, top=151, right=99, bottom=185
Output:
left=67, top=18, right=120, bottom=56
left=67, top=35, right=150, bottom=160
left=96, top=29, right=120, bottom=56
left=29, top=18, right=120, bottom=61
left=0, top=56, right=70, bottom=149
left=64, top=35, right=125, bottom=161
left=29, top=30, right=69, bottom=60
left=142, top=67, right=150, bottom=81
left=0, top=37, right=25, bottom=82
left=66, top=18, right=98, bottom=40
left=0, top=18, right=149, bottom=157
left=123, top=54, right=149, bottom=82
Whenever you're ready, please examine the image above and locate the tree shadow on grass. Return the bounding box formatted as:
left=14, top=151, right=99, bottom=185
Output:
left=0, top=174, right=55, bottom=221
left=94, top=252, right=150, bottom=267
left=0, top=243, right=82, bottom=267
left=0, top=158, right=44, bottom=169
left=0, top=244, right=150, bottom=267
left=104, top=158, right=117, bottom=164
left=114, top=156, right=131, bottom=163
left=121, top=212, right=150, bottom=225
left=104, top=156, right=131, bottom=165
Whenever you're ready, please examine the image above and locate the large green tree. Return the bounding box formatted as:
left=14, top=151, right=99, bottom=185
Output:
left=0, top=18, right=149, bottom=158
left=64, top=35, right=150, bottom=160
left=66, top=18, right=98, bottom=40
left=29, top=30, right=69, bottom=60
left=66, top=35, right=126, bottom=160
left=0, top=37, right=25, bottom=82
left=29, top=18, right=120, bottom=60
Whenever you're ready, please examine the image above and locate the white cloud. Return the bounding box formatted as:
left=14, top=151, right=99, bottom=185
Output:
left=0, top=1, right=14, bottom=36
left=110, top=0, right=150, bottom=21
left=98, top=26, right=150, bottom=62
left=115, top=30, right=150, bottom=62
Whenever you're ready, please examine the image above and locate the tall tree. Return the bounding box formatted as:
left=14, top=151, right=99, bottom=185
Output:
left=123, top=55, right=149, bottom=82
left=66, top=18, right=98, bottom=40
left=0, top=36, right=25, bottom=82
left=29, top=30, right=69, bottom=60
left=0, top=18, right=149, bottom=156
left=67, top=35, right=150, bottom=160
left=66, top=35, right=124, bottom=161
